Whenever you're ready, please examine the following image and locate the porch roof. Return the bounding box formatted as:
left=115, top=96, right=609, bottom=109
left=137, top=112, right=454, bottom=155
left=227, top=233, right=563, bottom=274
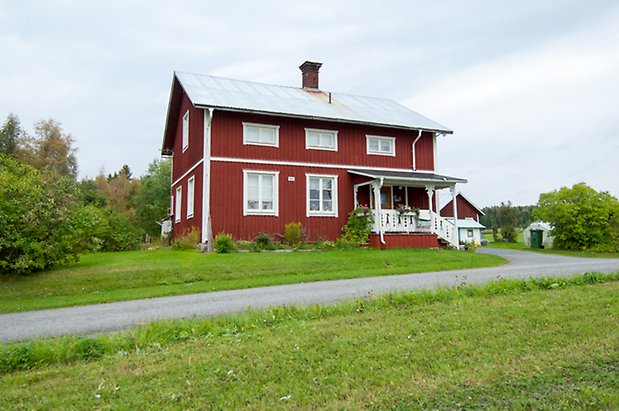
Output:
left=348, top=168, right=467, bottom=188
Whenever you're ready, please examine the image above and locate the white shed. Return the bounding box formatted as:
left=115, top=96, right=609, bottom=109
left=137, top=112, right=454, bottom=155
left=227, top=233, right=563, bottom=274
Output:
left=445, top=217, right=486, bottom=245
left=523, top=221, right=554, bottom=248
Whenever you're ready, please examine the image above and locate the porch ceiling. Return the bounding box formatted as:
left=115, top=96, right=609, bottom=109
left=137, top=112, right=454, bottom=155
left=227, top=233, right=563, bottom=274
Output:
left=349, top=168, right=467, bottom=188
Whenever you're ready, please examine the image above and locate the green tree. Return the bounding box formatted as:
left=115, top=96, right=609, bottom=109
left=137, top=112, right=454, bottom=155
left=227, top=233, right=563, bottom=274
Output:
left=135, top=158, right=172, bottom=237
left=0, top=114, right=23, bottom=156
left=534, top=182, right=619, bottom=252
left=0, top=155, right=80, bottom=274
left=18, top=119, right=78, bottom=181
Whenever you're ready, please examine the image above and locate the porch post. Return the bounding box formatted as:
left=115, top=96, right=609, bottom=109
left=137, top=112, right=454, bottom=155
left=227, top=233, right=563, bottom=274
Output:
left=451, top=185, right=460, bottom=248
left=425, top=185, right=435, bottom=234
left=372, top=178, right=385, bottom=244
left=353, top=184, right=359, bottom=208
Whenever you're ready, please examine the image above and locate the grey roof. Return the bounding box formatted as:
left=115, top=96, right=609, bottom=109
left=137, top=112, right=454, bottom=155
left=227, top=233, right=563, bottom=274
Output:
left=452, top=219, right=486, bottom=229
left=175, top=71, right=452, bottom=133
left=348, top=168, right=467, bottom=188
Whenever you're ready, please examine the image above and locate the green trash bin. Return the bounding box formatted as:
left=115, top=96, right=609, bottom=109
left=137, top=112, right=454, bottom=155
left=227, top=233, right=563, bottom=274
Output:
left=530, top=229, right=543, bottom=249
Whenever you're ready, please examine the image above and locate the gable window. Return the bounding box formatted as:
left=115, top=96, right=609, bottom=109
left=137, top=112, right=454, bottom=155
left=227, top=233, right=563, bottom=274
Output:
left=306, top=174, right=338, bottom=217
left=187, top=176, right=195, bottom=218
left=243, top=123, right=279, bottom=147
left=243, top=170, right=279, bottom=216
left=305, top=128, right=337, bottom=151
left=366, top=135, right=395, bottom=156
left=175, top=186, right=182, bottom=222
left=182, top=111, right=189, bottom=152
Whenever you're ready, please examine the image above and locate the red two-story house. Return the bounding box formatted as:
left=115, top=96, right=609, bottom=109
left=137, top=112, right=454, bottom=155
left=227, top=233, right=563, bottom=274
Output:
left=162, top=61, right=466, bottom=250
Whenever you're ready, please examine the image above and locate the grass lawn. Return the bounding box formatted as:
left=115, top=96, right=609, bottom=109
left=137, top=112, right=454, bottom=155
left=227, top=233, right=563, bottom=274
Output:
left=1, top=275, right=617, bottom=409
left=484, top=239, right=619, bottom=258
left=0, top=247, right=505, bottom=313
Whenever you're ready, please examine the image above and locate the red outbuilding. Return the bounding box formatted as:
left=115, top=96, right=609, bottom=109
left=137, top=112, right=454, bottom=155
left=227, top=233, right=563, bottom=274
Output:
left=161, top=61, right=467, bottom=249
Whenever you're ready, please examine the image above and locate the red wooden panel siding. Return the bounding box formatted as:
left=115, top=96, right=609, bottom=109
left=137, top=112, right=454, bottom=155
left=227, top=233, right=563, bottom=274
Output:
left=414, top=133, right=434, bottom=171
left=209, top=162, right=355, bottom=241
left=441, top=196, right=479, bottom=220
left=368, top=233, right=441, bottom=249
left=211, top=111, right=435, bottom=171
left=171, top=163, right=203, bottom=237
left=172, top=91, right=204, bottom=183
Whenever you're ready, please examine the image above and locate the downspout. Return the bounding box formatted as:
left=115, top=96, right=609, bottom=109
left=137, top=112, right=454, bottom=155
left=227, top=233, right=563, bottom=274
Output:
left=372, top=177, right=385, bottom=245
left=202, top=108, right=214, bottom=251
left=411, top=130, right=422, bottom=171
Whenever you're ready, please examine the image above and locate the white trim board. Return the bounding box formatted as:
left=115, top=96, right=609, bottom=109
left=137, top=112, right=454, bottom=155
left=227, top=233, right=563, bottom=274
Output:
left=211, top=156, right=433, bottom=174
left=171, top=159, right=204, bottom=188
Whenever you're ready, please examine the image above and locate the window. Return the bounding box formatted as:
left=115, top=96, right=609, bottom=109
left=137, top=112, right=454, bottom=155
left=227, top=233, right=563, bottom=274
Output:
left=366, top=135, right=395, bottom=156
left=175, top=186, right=182, bottom=222
left=187, top=176, right=195, bottom=218
left=305, top=128, right=337, bottom=151
left=243, top=123, right=279, bottom=147
left=306, top=174, right=338, bottom=217
left=467, top=229, right=474, bottom=238
left=243, top=170, right=279, bottom=215
left=182, top=111, right=189, bottom=151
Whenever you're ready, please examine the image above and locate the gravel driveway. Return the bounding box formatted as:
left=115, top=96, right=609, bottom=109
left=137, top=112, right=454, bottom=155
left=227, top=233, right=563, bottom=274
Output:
left=1, top=248, right=618, bottom=343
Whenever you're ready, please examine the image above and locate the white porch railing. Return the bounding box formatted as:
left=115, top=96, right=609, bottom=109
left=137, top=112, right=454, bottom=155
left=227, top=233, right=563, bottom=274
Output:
left=373, top=209, right=459, bottom=248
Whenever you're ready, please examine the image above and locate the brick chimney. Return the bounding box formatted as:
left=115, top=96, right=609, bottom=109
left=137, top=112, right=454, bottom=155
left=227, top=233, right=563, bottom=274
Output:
left=299, top=61, right=322, bottom=90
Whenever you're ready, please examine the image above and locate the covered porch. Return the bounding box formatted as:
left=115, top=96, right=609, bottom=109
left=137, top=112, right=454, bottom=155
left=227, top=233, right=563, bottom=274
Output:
left=349, top=169, right=467, bottom=248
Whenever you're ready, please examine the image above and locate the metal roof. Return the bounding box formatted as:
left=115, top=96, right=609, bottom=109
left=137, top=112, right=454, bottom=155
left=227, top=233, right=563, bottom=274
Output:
left=348, top=168, right=467, bottom=188
left=175, top=71, right=452, bottom=133
left=452, top=219, right=486, bottom=229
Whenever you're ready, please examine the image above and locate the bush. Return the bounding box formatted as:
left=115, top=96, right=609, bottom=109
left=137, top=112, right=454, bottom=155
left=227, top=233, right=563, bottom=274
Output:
left=315, top=237, right=335, bottom=250
left=0, top=156, right=80, bottom=274
left=173, top=227, right=201, bottom=250
left=253, top=232, right=276, bottom=251
left=214, top=232, right=236, bottom=253
left=500, top=226, right=517, bottom=243
left=72, top=205, right=142, bottom=252
left=284, top=222, right=304, bottom=246
left=460, top=241, right=478, bottom=252
left=335, top=237, right=361, bottom=250
left=341, top=206, right=373, bottom=245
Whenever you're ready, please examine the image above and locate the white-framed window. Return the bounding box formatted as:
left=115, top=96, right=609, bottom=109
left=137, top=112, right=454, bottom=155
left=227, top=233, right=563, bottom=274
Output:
left=306, top=174, right=338, bottom=217
left=182, top=110, right=189, bottom=152
left=175, top=186, right=182, bottom=223
left=187, top=176, right=195, bottom=218
left=305, top=128, right=338, bottom=151
left=243, top=170, right=279, bottom=216
left=243, top=122, right=279, bottom=147
left=366, top=135, right=395, bottom=156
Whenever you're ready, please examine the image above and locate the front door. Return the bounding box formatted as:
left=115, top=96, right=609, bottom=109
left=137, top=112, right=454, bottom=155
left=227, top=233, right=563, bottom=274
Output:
left=380, top=186, right=392, bottom=209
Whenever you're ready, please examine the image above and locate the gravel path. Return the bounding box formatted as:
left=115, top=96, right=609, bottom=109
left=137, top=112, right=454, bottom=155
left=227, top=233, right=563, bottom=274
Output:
left=1, top=248, right=618, bottom=343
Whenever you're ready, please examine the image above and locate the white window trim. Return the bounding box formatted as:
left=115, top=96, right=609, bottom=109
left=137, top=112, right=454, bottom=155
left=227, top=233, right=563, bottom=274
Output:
left=242, top=122, right=280, bottom=147
left=306, top=173, right=338, bottom=217
left=175, top=186, right=182, bottom=223
left=305, top=128, right=338, bottom=151
left=182, top=110, right=189, bottom=152
left=186, top=176, right=195, bottom=219
left=243, top=170, right=279, bottom=216
left=366, top=135, right=396, bottom=157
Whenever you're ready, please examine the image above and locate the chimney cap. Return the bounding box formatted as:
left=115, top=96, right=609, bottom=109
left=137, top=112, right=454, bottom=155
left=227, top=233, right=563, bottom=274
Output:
left=299, top=61, right=323, bottom=71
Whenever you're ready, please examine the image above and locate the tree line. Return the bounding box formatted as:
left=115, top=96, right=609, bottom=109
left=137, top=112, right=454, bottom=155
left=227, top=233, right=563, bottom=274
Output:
left=480, top=185, right=619, bottom=252
left=0, top=114, right=171, bottom=274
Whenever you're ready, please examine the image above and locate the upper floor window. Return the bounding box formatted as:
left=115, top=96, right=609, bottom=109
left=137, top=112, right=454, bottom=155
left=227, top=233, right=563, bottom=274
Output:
left=187, top=176, right=195, bottom=219
left=306, top=174, right=338, bottom=217
left=305, top=128, right=338, bottom=151
left=366, top=135, right=395, bottom=156
left=243, top=170, right=279, bottom=216
left=243, top=123, right=279, bottom=147
left=182, top=111, right=189, bottom=152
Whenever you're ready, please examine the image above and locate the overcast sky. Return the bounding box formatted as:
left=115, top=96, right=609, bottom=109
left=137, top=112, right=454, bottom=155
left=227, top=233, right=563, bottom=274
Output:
left=1, top=0, right=617, bottom=207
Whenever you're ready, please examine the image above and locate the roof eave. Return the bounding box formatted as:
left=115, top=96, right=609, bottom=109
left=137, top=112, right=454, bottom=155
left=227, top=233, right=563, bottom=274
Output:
left=194, top=104, right=453, bottom=135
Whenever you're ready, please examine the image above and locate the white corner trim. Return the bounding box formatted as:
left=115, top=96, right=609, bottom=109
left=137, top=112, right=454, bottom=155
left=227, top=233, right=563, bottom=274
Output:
left=305, top=173, right=339, bottom=218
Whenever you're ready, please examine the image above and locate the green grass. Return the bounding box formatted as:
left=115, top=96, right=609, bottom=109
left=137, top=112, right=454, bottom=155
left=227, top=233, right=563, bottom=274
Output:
left=484, top=235, right=619, bottom=258
left=1, top=273, right=617, bottom=409
left=0, top=247, right=505, bottom=313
